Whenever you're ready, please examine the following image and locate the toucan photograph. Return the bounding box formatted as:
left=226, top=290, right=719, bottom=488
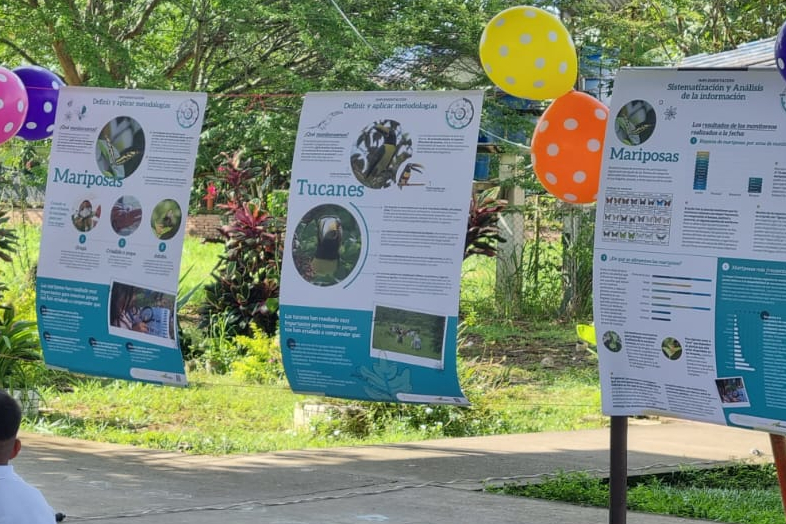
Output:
left=291, top=203, right=362, bottom=286
left=350, top=118, right=413, bottom=189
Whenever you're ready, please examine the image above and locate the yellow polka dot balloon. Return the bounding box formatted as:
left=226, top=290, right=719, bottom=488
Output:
left=479, top=6, right=577, bottom=100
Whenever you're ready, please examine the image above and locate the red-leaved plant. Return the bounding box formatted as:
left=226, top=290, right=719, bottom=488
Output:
left=465, top=193, right=507, bottom=259
left=199, top=151, right=283, bottom=337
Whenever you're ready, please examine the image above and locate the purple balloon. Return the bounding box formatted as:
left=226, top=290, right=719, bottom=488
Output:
left=13, top=65, right=65, bottom=141
left=776, top=22, right=786, bottom=83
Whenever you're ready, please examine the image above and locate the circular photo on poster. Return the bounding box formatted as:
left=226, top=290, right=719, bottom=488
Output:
left=602, top=330, right=622, bottom=352
left=350, top=119, right=412, bottom=189
left=111, top=195, right=143, bottom=236
left=292, top=204, right=362, bottom=287
left=614, top=100, right=656, bottom=146
left=661, top=337, right=683, bottom=360
left=96, top=116, right=145, bottom=180
left=150, top=199, right=182, bottom=240
left=71, top=197, right=101, bottom=232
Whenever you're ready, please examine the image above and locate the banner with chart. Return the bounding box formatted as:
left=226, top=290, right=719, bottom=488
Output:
left=35, top=87, right=206, bottom=386
left=594, top=67, right=786, bottom=432
left=279, top=90, right=483, bottom=405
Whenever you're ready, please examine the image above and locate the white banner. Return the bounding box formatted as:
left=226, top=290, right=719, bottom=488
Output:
left=36, top=87, right=206, bottom=386
left=594, top=68, right=786, bottom=432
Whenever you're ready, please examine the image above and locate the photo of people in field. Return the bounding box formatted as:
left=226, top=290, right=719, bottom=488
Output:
left=371, top=304, right=446, bottom=369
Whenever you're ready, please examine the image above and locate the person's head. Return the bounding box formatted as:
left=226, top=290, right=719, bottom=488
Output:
left=0, top=390, right=22, bottom=465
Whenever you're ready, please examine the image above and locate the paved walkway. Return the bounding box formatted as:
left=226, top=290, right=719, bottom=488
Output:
left=15, top=419, right=774, bottom=523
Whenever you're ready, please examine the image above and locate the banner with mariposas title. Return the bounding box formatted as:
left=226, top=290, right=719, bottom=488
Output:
left=279, top=90, right=483, bottom=405
left=593, top=67, right=786, bottom=434
left=35, top=87, right=206, bottom=386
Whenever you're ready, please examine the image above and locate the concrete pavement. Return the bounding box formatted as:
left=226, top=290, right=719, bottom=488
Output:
left=14, top=419, right=774, bottom=523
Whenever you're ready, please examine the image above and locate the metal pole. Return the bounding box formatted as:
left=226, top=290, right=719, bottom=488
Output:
left=769, top=433, right=786, bottom=515
left=609, top=415, right=628, bottom=524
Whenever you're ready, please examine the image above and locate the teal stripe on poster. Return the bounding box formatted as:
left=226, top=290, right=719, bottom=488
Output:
left=280, top=304, right=466, bottom=404
left=36, top=276, right=186, bottom=386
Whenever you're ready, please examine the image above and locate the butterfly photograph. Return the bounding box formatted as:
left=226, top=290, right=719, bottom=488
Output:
left=150, top=199, right=182, bottom=240
left=614, top=99, right=656, bottom=146
left=95, top=116, right=146, bottom=180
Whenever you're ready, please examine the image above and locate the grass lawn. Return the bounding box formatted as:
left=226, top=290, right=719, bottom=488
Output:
left=7, top=227, right=604, bottom=455
left=493, top=464, right=785, bottom=524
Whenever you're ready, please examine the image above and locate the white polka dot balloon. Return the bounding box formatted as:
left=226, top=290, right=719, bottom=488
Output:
left=776, top=21, right=786, bottom=83
left=0, top=66, right=28, bottom=145
left=479, top=6, right=577, bottom=100
left=531, top=91, right=610, bottom=204
left=13, top=65, right=65, bottom=141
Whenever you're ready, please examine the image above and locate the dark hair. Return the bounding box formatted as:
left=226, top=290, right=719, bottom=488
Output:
left=0, top=390, right=22, bottom=441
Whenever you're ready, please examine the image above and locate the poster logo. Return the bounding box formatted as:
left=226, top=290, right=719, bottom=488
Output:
left=445, top=97, right=474, bottom=129
left=176, top=98, right=201, bottom=128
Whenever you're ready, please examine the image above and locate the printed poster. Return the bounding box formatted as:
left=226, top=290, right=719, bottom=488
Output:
left=279, top=91, right=483, bottom=405
left=36, top=87, right=206, bottom=386
left=594, top=67, right=786, bottom=433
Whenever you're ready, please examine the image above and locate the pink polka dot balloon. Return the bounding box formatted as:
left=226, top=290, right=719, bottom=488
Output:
left=0, top=67, right=28, bottom=145
left=531, top=90, right=609, bottom=204
left=13, top=65, right=65, bottom=141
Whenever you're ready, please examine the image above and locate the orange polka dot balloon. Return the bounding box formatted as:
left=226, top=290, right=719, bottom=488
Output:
left=531, top=91, right=609, bottom=204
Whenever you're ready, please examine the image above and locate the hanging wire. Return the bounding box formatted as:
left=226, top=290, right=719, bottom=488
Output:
left=327, top=0, right=382, bottom=60
left=324, top=0, right=529, bottom=152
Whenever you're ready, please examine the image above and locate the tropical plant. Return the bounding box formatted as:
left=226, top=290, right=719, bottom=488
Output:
left=0, top=210, right=19, bottom=295
left=0, top=303, right=41, bottom=391
left=200, top=199, right=283, bottom=337
left=0, top=210, right=18, bottom=263
left=465, top=191, right=507, bottom=259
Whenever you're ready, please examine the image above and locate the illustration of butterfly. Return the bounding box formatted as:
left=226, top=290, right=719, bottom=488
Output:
left=99, top=138, right=141, bottom=179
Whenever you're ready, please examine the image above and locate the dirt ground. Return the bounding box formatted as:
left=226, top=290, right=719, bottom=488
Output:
left=459, top=322, right=596, bottom=371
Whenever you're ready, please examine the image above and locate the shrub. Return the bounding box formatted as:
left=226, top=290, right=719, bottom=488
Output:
left=0, top=303, right=42, bottom=391
left=200, top=200, right=282, bottom=337
left=197, top=312, right=242, bottom=374
left=308, top=353, right=512, bottom=440
left=199, top=151, right=284, bottom=337
left=0, top=210, right=18, bottom=294
left=231, top=326, right=285, bottom=384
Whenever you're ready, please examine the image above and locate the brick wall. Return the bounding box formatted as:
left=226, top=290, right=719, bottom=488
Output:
left=185, top=213, right=224, bottom=240
left=8, top=208, right=225, bottom=241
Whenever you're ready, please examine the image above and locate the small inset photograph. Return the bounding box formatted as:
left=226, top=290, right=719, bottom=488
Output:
left=615, top=99, right=656, bottom=146
left=350, top=119, right=413, bottom=189
left=661, top=336, right=683, bottom=360
left=111, top=196, right=143, bottom=236
left=71, top=198, right=101, bottom=232
left=602, top=330, right=622, bottom=352
left=96, top=116, right=145, bottom=179
left=370, top=304, right=447, bottom=370
left=715, top=377, right=750, bottom=406
left=291, top=204, right=362, bottom=287
left=108, top=281, right=176, bottom=343
left=394, top=162, right=426, bottom=190
left=150, top=199, right=182, bottom=240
